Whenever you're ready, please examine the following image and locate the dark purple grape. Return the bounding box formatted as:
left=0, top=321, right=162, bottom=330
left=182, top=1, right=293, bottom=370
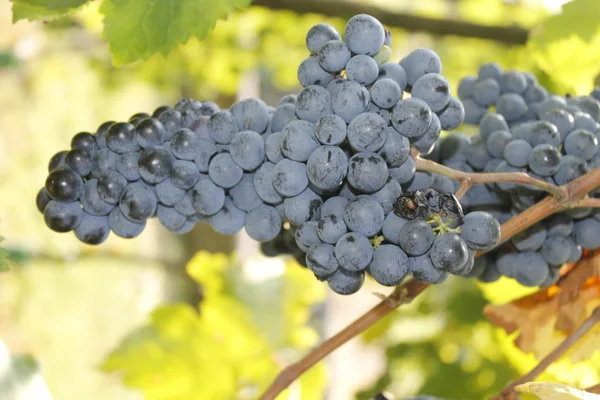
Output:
left=74, top=212, right=110, bottom=245
left=106, top=122, right=139, bottom=153
left=97, top=171, right=128, bottom=204
left=158, top=109, right=183, bottom=139
left=43, top=200, right=82, bottom=232
left=48, top=150, right=68, bottom=172
left=94, top=121, right=113, bottom=149
left=45, top=168, right=84, bottom=202
left=119, top=181, right=157, bottom=222
left=135, top=118, right=166, bottom=148
left=71, top=132, right=98, bottom=151
left=152, top=105, right=171, bottom=118
left=138, top=146, right=173, bottom=184
left=128, top=112, right=150, bottom=127
left=65, top=148, right=92, bottom=177
left=36, top=187, right=52, bottom=213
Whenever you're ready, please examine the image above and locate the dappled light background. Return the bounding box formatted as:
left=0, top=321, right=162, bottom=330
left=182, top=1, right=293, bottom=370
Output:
left=0, top=0, right=599, bottom=399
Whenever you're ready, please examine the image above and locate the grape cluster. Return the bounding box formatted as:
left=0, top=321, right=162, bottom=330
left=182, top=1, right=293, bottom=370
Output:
left=427, top=81, right=600, bottom=287
left=37, top=13, right=506, bottom=296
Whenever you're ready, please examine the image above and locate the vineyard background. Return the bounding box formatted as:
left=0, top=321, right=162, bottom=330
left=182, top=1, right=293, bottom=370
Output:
left=1, top=0, right=599, bottom=399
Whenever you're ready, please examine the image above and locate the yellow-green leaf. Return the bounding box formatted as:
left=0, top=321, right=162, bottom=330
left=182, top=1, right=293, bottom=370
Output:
left=516, top=381, right=600, bottom=399
left=11, top=0, right=89, bottom=22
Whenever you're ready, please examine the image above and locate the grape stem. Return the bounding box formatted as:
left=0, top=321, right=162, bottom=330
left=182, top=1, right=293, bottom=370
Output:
left=493, top=306, right=600, bottom=400
left=257, top=165, right=600, bottom=400
left=413, top=153, right=568, bottom=202
left=571, top=197, right=600, bottom=209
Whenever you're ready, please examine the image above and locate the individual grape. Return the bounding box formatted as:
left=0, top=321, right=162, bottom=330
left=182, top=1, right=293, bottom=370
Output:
left=398, top=220, right=435, bottom=256
left=368, top=245, right=409, bottom=286
left=472, top=78, right=501, bottom=107
left=512, top=223, right=547, bottom=251
left=464, top=135, right=491, bottom=169
left=414, top=113, right=442, bottom=156
left=553, top=155, right=589, bottom=185
left=208, top=152, right=243, bottom=189
left=486, top=130, right=512, bottom=158
left=382, top=212, right=408, bottom=244
left=306, top=243, right=340, bottom=281
left=478, top=262, right=501, bottom=283
left=403, top=171, right=433, bottom=192
left=573, top=111, right=600, bottom=132
left=371, top=177, right=402, bottom=214
left=192, top=139, right=217, bottom=173
left=409, top=253, right=447, bottom=284
left=331, top=80, right=370, bottom=123
left=343, top=195, right=384, bottom=237
left=80, top=179, right=115, bottom=216
left=457, top=75, right=477, bottom=100
left=479, top=113, right=509, bottom=140
left=281, top=121, right=320, bottom=162
left=526, top=121, right=561, bottom=147
left=513, top=252, right=549, bottom=287
left=318, top=40, right=351, bottom=73
left=463, top=98, right=487, bottom=124
left=174, top=190, right=196, bottom=217
left=456, top=250, right=475, bottom=276
left=97, top=171, right=128, bottom=204
left=206, top=197, right=245, bottom=235
left=119, top=181, right=157, bottom=222
left=130, top=112, right=151, bottom=125
left=535, top=95, right=567, bottom=117
left=297, top=56, right=335, bottom=88
left=94, top=121, right=113, bottom=149
left=157, top=109, right=182, bottom=139
left=228, top=173, right=262, bottom=212
left=459, top=211, right=501, bottom=251
left=276, top=95, right=297, bottom=107
left=91, top=148, right=118, bottom=178
left=524, top=84, right=548, bottom=104
left=229, top=130, right=265, bottom=171
left=138, top=146, right=173, bottom=184
left=265, top=132, right=284, bottom=164
left=71, top=132, right=98, bottom=151
left=348, top=113, right=387, bottom=152
left=431, top=174, right=456, bottom=194
left=391, top=98, right=432, bottom=140
left=253, top=162, right=283, bottom=205
left=399, top=48, right=442, bottom=87
left=315, top=114, right=347, bottom=145
left=546, top=213, right=574, bottom=236
left=245, top=204, right=282, bottom=242
left=190, top=175, right=225, bottom=216
left=344, top=14, right=385, bottom=55
left=172, top=218, right=196, bottom=235
left=389, top=157, right=415, bottom=185
left=566, top=237, right=583, bottom=263
left=64, top=148, right=92, bottom=177
left=326, top=78, right=345, bottom=94
left=564, top=129, right=598, bottom=160
left=271, top=104, right=297, bottom=133
left=429, top=233, right=469, bottom=274
left=272, top=159, right=309, bottom=198
left=48, top=150, right=68, bottom=172
left=169, top=128, right=198, bottom=160
left=370, top=78, right=402, bottom=109
left=171, top=160, right=200, bottom=190
left=378, top=128, right=410, bottom=167
left=209, top=111, right=239, bottom=144
left=437, top=97, right=465, bottom=130
left=283, top=187, right=323, bottom=225
left=306, top=145, right=348, bottom=193
left=45, top=168, right=84, bottom=202
left=496, top=252, right=518, bottom=277
left=369, top=103, right=391, bottom=126
left=540, top=234, right=571, bottom=265
left=306, top=23, right=341, bottom=54
left=378, top=62, right=408, bottom=90
left=43, top=200, right=82, bottom=232
left=74, top=212, right=110, bottom=244
left=135, top=118, right=165, bottom=148
left=108, top=207, right=146, bottom=239
left=503, top=139, right=532, bottom=168
left=155, top=179, right=185, bottom=207
left=335, top=232, right=374, bottom=271
left=295, top=221, right=322, bottom=252
left=152, top=105, right=171, bottom=118
left=500, top=70, right=527, bottom=94
left=316, top=214, right=347, bottom=244
left=230, top=98, right=270, bottom=133
left=572, top=218, right=600, bottom=250
left=321, top=196, right=349, bottom=220
left=156, top=205, right=187, bottom=232
left=478, top=62, right=502, bottom=81
left=106, top=122, right=139, bottom=153
left=541, top=109, right=574, bottom=140
left=439, top=132, right=470, bottom=161
left=327, top=269, right=365, bottom=295
left=496, top=93, right=527, bottom=121
left=346, top=55, right=379, bottom=86
left=528, top=144, right=562, bottom=176
left=347, top=152, right=389, bottom=193
left=36, top=187, right=52, bottom=214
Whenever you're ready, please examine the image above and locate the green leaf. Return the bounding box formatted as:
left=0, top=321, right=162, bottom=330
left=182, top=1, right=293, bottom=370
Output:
left=531, top=0, right=600, bottom=48
left=10, top=0, right=90, bottom=21
left=100, top=0, right=253, bottom=65
left=0, top=237, right=9, bottom=272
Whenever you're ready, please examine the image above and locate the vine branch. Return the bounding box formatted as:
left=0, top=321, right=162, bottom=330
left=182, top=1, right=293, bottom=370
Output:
left=494, top=306, right=600, bottom=399
left=252, top=0, right=529, bottom=44
left=258, top=160, right=600, bottom=400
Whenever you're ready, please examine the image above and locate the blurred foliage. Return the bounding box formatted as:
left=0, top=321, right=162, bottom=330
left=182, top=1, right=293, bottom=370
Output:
left=0, top=237, right=8, bottom=271
left=102, top=252, right=326, bottom=399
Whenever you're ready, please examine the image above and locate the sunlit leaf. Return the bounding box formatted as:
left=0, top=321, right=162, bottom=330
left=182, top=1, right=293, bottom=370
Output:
left=10, top=0, right=89, bottom=21
left=0, top=237, right=9, bottom=272
left=530, top=0, right=600, bottom=47
left=516, top=381, right=600, bottom=399
left=100, top=0, right=253, bottom=65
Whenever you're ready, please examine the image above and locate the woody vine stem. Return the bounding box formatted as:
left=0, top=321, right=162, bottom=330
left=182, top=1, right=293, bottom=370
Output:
left=258, top=151, right=600, bottom=400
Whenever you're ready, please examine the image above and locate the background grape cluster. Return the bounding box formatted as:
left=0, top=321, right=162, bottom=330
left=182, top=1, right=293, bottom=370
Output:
left=425, top=67, right=600, bottom=287
left=38, top=12, right=600, bottom=296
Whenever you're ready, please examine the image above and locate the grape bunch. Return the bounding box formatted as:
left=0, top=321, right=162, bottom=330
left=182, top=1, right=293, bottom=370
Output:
left=37, top=13, right=507, bottom=296
left=427, top=81, right=600, bottom=287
